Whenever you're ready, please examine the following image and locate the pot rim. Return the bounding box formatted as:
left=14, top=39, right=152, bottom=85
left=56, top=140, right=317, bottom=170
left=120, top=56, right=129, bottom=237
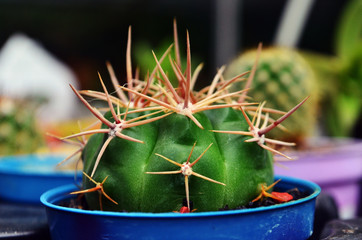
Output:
left=0, top=154, right=79, bottom=177
left=40, top=175, right=320, bottom=218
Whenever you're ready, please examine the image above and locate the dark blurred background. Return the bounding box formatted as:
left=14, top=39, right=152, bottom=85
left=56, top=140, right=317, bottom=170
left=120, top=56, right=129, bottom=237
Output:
left=0, top=0, right=360, bottom=137
left=0, top=0, right=348, bottom=89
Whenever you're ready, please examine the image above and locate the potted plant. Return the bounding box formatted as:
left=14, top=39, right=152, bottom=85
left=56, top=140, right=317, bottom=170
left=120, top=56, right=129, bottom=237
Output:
left=41, top=21, right=320, bottom=240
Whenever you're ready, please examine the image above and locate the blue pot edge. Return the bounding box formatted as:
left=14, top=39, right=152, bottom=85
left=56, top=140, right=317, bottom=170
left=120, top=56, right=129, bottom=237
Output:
left=40, top=175, right=321, bottom=219
left=0, top=154, right=82, bottom=177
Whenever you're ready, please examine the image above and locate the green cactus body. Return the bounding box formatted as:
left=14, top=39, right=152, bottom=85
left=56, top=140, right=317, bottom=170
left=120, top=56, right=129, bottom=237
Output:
left=225, top=47, right=317, bottom=143
left=82, top=107, right=273, bottom=212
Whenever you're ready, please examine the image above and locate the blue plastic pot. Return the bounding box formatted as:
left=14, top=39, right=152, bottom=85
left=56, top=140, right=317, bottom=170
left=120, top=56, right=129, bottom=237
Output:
left=41, top=175, right=320, bottom=240
left=0, top=154, right=81, bottom=204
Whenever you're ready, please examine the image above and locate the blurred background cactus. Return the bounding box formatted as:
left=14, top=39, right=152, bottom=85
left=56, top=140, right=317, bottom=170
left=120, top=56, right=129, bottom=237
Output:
left=0, top=97, right=44, bottom=155
left=225, top=47, right=318, bottom=145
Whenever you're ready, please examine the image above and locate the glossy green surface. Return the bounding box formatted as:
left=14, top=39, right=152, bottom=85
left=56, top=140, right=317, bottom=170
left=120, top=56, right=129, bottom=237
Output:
left=83, top=107, right=273, bottom=212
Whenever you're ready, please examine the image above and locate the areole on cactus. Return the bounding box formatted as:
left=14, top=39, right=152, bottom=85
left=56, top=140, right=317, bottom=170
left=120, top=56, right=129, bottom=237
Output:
left=61, top=20, right=308, bottom=213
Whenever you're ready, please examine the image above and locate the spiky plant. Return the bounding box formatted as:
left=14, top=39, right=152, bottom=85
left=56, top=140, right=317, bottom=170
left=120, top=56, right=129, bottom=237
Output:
left=65, top=21, right=307, bottom=213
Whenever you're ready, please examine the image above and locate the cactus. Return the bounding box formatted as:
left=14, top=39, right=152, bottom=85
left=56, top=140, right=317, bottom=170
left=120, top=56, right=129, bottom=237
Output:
left=65, top=22, right=307, bottom=213
left=0, top=97, right=44, bottom=155
left=225, top=47, right=317, bottom=144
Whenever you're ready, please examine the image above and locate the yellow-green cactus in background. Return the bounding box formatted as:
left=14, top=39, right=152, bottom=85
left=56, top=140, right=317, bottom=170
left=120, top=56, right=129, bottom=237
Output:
left=225, top=47, right=318, bottom=144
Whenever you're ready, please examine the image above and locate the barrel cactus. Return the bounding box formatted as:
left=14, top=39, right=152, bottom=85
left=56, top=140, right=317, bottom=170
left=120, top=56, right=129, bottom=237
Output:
left=225, top=47, right=317, bottom=144
left=65, top=22, right=307, bottom=213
